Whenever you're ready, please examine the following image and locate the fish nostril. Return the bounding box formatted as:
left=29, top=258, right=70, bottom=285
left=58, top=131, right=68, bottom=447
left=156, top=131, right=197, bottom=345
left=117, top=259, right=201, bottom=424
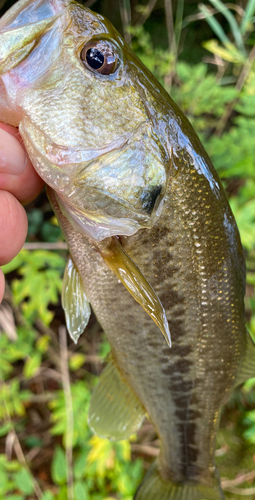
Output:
left=141, top=185, right=162, bottom=215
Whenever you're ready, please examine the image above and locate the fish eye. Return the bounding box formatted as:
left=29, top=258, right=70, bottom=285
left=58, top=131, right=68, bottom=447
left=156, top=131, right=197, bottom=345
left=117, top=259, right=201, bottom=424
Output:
left=81, top=40, right=119, bottom=75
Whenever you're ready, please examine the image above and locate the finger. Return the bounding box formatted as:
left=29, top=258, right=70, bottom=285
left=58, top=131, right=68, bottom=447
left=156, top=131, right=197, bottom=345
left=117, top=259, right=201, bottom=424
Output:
left=0, top=268, right=5, bottom=303
left=0, top=124, right=44, bottom=205
left=0, top=191, right=28, bottom=265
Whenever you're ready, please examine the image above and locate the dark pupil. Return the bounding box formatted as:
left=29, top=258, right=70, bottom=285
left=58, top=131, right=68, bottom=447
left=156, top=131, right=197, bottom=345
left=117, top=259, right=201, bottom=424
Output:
left=86, top=48, right=104, bottom=70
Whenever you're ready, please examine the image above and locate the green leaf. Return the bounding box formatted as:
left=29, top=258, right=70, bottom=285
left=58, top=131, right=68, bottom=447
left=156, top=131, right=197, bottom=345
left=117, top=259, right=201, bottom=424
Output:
left=0, top=454, right=20, bottom=471
left=69, top=353, right=86, bottom=371
left=55, top=485, right=68, bottom=500
left=49, top=381, right=91, bottom=447
left=241, top=0, right=255, bottom=34
left=0, top=422, right=12, bottom=437
left=203, top=39, right=244, bottom=63
left=36, top=335, right=51, bottom=353
left=74, top=482, right=89, bottom=500
left=1, top=253, right=24, bottom=275
left=24, top=435, right=44, bottom=448
left=0, top=468, right=8, bottom=495
left=51, top=446, right=66, bottom=485
left=243, top=377, right=255, bottom=392
left=73, top=449, right=88, bottom=480
left=5, top=250, right=65, bottom=326
left=41, top=491, right=55, bottom=500
left=199, top=4, right=230, bottom=46
left=23, top=353, right=42, bottom=379
left=209, top=0, right=245, bottom=54
left=14, top=468, right=34, bottom=495
left=3, top=496, right=25, bottom=500
left=0, top=380, right=31, bottom=419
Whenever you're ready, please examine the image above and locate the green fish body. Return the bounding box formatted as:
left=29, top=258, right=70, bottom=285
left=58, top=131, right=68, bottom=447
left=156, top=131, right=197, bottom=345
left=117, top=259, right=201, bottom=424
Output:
left=0, top=1, right=253, bottom=498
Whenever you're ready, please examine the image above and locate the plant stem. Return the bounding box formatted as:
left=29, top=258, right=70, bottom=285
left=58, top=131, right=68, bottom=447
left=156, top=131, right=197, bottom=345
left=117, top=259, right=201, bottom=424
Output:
left=164, top=0, right=176, bottom=56
left=135, top=0, right=158, bottom=26
left=119, top=0, right=132, bottom=45
left=59, top=325, right=74, bottom=500
left=2, top=393, right=43, bottom=499
left=215, top=44, right=255, bottom=136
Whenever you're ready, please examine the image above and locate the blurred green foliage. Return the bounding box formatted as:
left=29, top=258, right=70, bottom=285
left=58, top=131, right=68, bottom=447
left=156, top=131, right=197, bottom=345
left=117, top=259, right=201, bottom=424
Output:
left=1, top=0, right=255, bottom=499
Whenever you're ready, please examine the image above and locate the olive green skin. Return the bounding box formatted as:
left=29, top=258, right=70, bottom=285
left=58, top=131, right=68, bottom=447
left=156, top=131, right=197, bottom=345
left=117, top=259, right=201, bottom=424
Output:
left=0, top=0, right=246, bottom=490
left=51, top=135, right=245, bottom=487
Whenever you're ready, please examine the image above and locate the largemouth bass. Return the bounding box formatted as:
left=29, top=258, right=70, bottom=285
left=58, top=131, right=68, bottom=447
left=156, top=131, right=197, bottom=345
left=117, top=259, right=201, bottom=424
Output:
left=0, top=0, right=254, bottom=498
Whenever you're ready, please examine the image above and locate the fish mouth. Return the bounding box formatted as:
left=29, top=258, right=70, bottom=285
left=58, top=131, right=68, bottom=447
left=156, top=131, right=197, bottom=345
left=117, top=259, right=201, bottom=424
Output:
left=20, top=117, right=168, bottom=241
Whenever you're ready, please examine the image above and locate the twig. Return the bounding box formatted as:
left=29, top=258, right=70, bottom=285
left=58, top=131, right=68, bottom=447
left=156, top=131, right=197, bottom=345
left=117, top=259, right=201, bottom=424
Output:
left=222, top=469, right=255, bottom=488
left=131, top=443, right=159, bottom=457
left=2, top=378, right=43, bottom=498
left=215, top=44, right=255, bottom=136
left=183, top=4, right=245, bottom=28
left=222, top=486, right=255, bottom=495
left=13, top=432, right=44, bottom=500
left=0, top=302, right=17, bottom=341
left=36, top=366, right=62, bottom=382
left=135, top=0, right=158, bottom=26
left=25, top=392, right=56, bottom=403
left=34, top=319, right=61, bottom=357
left=6, top=427, right=43, bottom=498
left=236, top=44, right=255, bottom=91
left=164, top=0, right=176, bottom=56
left=23, top=242, right=68, bottom=250
left=59, top=325, right=74, bottom=500
left=5, top=431, right=15, bottom=461
left=119, top=0, right=132, bottom=45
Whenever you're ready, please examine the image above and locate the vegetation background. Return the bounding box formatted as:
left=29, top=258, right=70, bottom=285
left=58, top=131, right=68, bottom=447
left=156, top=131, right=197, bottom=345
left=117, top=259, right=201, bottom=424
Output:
left=0, top=0, right=255, bottom=498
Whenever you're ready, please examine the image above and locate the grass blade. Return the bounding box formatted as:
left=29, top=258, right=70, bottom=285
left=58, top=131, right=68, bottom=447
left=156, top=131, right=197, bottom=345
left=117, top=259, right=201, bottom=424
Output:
left=241, top=0, right=255, bottom=34
left=164, top=0, right=176, bottom=55
left=119, top=0, right=132, bottom=45
left=174, top=0, right=184, bottom=54
left=199, top=4, right=230, bottom=46
left=209, top=0, right=246, bottom=54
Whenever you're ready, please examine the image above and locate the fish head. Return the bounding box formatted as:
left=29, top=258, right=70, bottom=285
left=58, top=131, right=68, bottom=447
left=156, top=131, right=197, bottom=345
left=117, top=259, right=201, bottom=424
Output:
left=0, top=0, right=173, bottom=346
left=0, top=0, right=171, bottom=241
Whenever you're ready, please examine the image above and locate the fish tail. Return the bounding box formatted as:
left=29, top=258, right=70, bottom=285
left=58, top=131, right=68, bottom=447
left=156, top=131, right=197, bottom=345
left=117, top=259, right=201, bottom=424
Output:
left=134, top=461, right=224, bottom=500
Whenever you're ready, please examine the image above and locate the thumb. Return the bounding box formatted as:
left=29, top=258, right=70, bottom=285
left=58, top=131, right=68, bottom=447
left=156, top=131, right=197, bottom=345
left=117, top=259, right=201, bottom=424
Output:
left=0, top=124, right=44, bottom=204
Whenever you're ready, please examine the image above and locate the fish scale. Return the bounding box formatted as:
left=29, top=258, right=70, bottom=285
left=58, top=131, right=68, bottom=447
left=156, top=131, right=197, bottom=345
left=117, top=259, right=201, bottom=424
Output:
left=51, top=168, right=244, bottom=488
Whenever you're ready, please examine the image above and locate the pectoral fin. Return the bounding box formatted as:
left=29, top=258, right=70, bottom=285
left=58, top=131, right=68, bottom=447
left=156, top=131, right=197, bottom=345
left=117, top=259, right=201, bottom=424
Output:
left=88, top=357, right=145, bottom=440
left=62, top=256, right=91, bottom=343
left=98, top=236, right=171, bottom=348
left=235, top=329, right=255, bottom=386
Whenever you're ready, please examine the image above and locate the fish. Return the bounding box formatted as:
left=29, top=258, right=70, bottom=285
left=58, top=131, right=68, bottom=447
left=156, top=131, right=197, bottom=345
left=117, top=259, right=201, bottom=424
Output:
left=0, top=0, right=254, bottom=498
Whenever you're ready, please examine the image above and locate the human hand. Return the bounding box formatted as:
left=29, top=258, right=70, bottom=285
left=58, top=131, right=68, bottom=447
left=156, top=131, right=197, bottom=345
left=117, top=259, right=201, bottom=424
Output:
left=0, top=123, right=44, bottom=302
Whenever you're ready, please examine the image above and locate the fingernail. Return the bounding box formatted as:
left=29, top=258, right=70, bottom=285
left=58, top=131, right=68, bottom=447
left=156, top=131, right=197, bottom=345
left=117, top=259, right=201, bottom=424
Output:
left=0, top=128, right=27, bottom=175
